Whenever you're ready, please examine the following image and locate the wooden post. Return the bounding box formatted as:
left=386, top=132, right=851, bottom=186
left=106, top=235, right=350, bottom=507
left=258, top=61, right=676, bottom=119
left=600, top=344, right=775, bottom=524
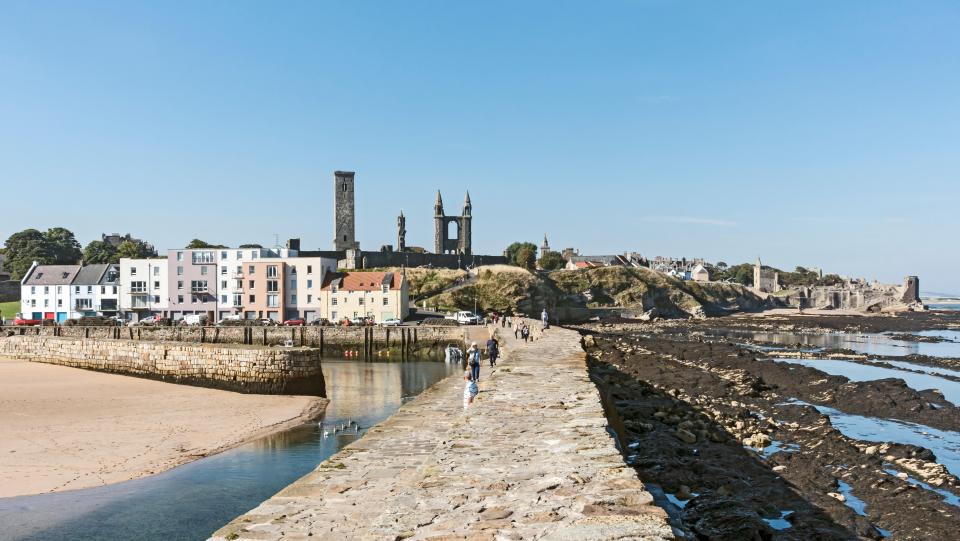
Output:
left=214, top=327, right=220, bottom=343
left=85, top=327, right=89, bottom=339
left=319, top=328, right=324, bottom=356
left=262, top=328, right=267, bottom=346
left=200, top=327, right=206, bottom=343
left=299, top=327, right=304, bottom=347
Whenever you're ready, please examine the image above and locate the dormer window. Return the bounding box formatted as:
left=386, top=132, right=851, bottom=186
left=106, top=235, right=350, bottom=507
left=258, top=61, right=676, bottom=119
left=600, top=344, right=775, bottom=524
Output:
left=331, top=284, right=338, bottom=293
left=381, top=284, right=389, bottom=293
left=36, top=272, right=43, bottom=278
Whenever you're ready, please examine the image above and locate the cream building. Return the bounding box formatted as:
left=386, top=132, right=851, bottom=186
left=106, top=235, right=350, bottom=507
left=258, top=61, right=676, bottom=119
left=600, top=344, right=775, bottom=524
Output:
left=320, top=271, right=408, bottom=324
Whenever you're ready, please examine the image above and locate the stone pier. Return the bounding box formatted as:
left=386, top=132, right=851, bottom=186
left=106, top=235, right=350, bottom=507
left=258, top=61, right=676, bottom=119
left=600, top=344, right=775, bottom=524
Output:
left=210, top=322, right=672, bottom=540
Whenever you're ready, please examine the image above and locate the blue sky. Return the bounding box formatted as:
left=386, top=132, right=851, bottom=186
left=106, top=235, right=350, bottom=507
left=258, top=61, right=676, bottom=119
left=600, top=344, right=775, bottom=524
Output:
left=2, top=1, right=958, bottom=292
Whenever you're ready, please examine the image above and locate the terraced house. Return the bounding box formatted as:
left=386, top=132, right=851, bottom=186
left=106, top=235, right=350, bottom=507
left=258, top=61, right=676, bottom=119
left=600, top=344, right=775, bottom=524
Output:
left=70, top=263, right=120, bottom=319
left=19, top=263, right=82, bottom=323
left=320, top=271, right=408, bottom=324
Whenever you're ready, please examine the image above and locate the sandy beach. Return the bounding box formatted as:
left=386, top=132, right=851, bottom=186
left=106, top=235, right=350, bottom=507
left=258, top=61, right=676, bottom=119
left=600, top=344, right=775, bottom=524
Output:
left=0, top=357, right=327, bottom=498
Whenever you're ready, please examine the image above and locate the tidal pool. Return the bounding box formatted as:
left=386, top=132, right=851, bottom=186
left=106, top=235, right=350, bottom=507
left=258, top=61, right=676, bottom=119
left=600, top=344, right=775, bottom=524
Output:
left=0, top=360, right=458, bottom=541
left=714, top=329, right=960, bottom=358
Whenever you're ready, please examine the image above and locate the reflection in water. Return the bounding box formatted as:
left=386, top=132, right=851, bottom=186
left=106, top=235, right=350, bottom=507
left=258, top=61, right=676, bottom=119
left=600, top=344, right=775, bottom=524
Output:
left=713, top=329, right=960, bottom=358
left=771, top=357, right=960, bottom=405
left=0, top=360, right=457, bottom=541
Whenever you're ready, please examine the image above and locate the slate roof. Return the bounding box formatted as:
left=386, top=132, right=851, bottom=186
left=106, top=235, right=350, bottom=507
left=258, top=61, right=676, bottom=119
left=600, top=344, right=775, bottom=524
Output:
left=321, top=271, right=403, bottom=291
left=73, top=264, right=109, bottom=285
left=23, top=265, right=82, bottom=285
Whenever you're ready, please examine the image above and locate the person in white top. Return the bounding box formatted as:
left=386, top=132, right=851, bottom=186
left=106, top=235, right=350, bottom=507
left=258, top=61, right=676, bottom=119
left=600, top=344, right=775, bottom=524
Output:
left=463, top=370, right=478, bottom=410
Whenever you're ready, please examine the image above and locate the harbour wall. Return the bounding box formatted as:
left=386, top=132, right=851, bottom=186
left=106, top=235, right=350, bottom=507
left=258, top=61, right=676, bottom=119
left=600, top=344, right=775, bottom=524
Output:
left=3, top=325, right=466, bottom=360
left=0, top=335, right=326, bottom=396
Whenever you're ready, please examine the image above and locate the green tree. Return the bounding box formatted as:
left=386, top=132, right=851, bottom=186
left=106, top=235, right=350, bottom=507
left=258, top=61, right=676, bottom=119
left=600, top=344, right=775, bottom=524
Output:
left=504, top=242, right=538, bottom=267
left=82, top=240, right=118, bottom=264
left=3, top=229, right=54, bottom=280
left=185, top=239, right=226, bottom=249
left=116, top=240, right=157, bottom=260
left=238, top=243, right=263, bottom=248
left=537, top=251, right=566, bottom=270
left=44, top=227, right=82, bottom=264
left=515, top=246, right=536, bottom=270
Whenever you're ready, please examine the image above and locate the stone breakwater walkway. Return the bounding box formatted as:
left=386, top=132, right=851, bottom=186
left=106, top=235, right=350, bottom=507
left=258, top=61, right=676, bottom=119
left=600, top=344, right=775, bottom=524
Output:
left=210, top=324, right=672, bottom=541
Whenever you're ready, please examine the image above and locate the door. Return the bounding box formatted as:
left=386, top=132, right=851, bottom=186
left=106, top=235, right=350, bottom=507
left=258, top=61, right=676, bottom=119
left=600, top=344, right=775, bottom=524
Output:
left=303, top=310, right=315, bottom=322
left=32, top=312, right=42, bottom=320
left=56, top=312, right=67, bottom=323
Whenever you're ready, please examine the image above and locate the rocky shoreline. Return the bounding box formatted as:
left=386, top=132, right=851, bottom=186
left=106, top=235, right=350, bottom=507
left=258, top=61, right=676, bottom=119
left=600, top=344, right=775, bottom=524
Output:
left=579, top=312, right=960, bottom=540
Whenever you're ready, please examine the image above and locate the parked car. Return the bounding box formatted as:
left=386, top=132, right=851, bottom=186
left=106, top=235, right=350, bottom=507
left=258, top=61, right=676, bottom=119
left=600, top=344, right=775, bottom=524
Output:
left=180, top=314, right=207, bottom=326
left=13, top=314, right=42, bottom=326
left=447, top=311, right=483, bottom=325
left=216, top=315, right=242, bottom=326
left=283, top=318, right=305, bottom=326
left=132, top=315, right=160, bottom=326
left=380, top=318, right=402, bottom=327
left=308, top=318, right=330, bottom=326
left=256, top=318, right=279, bottom=326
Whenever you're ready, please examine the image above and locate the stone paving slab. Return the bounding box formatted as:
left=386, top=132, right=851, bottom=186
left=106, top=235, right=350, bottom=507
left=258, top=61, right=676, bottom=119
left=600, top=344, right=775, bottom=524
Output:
left=210, top=322, right=673, bottom=541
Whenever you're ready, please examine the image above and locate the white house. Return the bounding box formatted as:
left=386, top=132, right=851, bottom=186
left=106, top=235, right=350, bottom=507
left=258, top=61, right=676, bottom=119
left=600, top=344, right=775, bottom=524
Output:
left=20, top=262, right=82, bottom=323
left=691, top=264, right=710, bottom=283
left=284, top=256, right=338, bottom=322
left=320, top=271, right=409, bottom=324
left=119, top=258, right=169, bottom=321
left=71, top=263, right=120, bottom=318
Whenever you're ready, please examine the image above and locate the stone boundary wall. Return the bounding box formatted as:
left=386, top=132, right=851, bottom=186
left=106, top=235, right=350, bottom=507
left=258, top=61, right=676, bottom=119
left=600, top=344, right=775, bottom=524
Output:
left=0, top=335, right=326, bottom=396
left=4, top=325, right=466, bottom=360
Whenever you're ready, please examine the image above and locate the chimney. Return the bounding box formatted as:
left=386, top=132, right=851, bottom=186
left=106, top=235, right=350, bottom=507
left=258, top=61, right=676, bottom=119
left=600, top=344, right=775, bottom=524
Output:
left=287, top=238, right=301, bottom=251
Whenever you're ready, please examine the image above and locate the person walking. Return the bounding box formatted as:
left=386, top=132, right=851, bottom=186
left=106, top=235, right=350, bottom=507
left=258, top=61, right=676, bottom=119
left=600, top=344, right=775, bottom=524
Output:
left=467, top=342, right=481, bottom=382
left=486, top=336, right=499, bottom=367
left=514, top=321, right=521, bottom=339
left=541, top=308, right=549, bottom=330
left=521, top=325, right=530, bottom=343
left=463, top=370, right=478, bottom=410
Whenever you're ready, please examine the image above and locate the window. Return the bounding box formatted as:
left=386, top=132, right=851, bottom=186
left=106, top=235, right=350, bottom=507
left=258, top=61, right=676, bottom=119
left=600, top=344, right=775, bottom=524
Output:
left=87, top=286, right=93, bottom=294
left=153, top=295, right=160, bottom=303
left=332, top=311, right=337, bottom=321
left=178, top=295, right=184, bottom=304
left=76, top=298, right=92, bottom=309
left=178, top=281, right=183, bottom=290
left=266, top=265, right=278, bottom=278
left=307, top=294, right=312, bottom=303
left=382, top=284, right=389, bottom=293
left=332, top=298, right=338, bottom=306
left=233, top=294, right=242, bottom=306
left=190, top=280, right=208, bottom=293
left=267, top=294, right=278, bottom=307
left=44, top=299, right=49, bottom=307
left=221, top=280, right=227, bottom=289
left=112, top=286, right=117, bottom=294
left=200, top=266, right=208, bottom=276
left=221, top=266, right=227, bottom=275
left=307, top=265, right=313, bottom=274
left=153, top=281, right=160, bottom=290
left=249, top=294, right=255, bottom=303
left=57, top=286, right=62, bottom=294
left=221, top=295, right=227, bottom=304
left=307, top=279, right=313, bottom=288
left=191, top=295, right=200, bottom=303
left=75, top=286, right=80, bottom=294
left=331, top=284, right=338, bottom=293
left=30, top=286, right=35, bottom=294
left=31, top=299, right=36, bottom=307
left=130, top=267, right=137, bottom=276
left=248, top=265, right=255, bottom=274
left=290, top=266, right=297, bottom=274
left=177, top=266, right=183, bottom=275
left=57, top=299, right=63, bottom=307
left=291, top=294, right=297, bottom=304
left=383, top=297, right=389, bottom=306
left=101, top=286, right=106, bottom=294
left=191, top=251, right=214, bottom=264
left=251, top=251, right=258, bottom=260
left=358, top=297, right=364, bottom=305
left=130, top=281, right=147, bottom=293
left=177, top=252, right=183, bottom=261
left=44, top=286, right=49, bottom=294
left=236, top=266, right=241, bottom=274
left=248, top=280, right=255, bottom=289
left=220, top=251, right=228, bottom=260
left=153, top=266, right=159, bottom=276
left=236, top=251, right=242, bottom=259
left=290, top=279, right=296, bottom=289
left=267, top=280, right=278, bottom=292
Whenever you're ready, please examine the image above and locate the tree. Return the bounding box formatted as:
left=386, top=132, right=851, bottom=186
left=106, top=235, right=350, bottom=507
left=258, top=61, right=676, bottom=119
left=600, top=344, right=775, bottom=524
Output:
left=82, top=240, right=118, bottom=264
left=116, top=240, right=157, bottom=260
left=515, top=246, right=536, bottom=270
left=3, top=229, right=54, bottom=280
left=43, top=227, right=82, bottom=264
left=185, top=239, right=226, bottom=249
left=238, top=243, right=263, bottom=249
left=504, top=242, right=538, bottom=267
left=716, top=261, right=728, bottom=270
left=537, top=251, right=566, bottom=270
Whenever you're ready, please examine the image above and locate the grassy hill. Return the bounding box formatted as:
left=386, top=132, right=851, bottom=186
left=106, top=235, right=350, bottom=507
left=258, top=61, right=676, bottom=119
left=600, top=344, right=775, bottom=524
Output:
left=400, top=264, right=768, bottom=321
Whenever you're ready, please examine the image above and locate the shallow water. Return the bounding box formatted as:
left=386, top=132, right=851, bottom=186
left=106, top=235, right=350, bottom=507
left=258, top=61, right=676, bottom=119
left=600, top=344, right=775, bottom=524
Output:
left=836, top=480, right=867, bottom=516
left=762, top=510, right=793, bottom=530
left=882, top=467, right=960, bottom=507
left=883, top=359, right=960, bottom=380
left=715, top=329, right=960, bottom=358
left=0, top=360, right=458, bottom=541
left=780, top=399, right=960, bottom=477
left=772, top=357, right=960, bottom=405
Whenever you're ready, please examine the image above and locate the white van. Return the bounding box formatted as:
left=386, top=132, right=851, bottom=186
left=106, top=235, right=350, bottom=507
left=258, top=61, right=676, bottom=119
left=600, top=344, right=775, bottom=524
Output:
left=182, top=314, right=207, bottom=326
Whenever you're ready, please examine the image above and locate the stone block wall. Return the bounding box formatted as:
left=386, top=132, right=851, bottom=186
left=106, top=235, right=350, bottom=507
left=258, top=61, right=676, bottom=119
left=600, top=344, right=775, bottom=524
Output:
left=0, top=335, right=325, bottom=396
left=6, top=325, right=466, bottom=361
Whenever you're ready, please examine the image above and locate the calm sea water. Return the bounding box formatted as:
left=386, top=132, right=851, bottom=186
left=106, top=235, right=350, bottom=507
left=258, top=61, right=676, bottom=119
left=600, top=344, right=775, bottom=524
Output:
left=0, top=360, right=458, bottom=541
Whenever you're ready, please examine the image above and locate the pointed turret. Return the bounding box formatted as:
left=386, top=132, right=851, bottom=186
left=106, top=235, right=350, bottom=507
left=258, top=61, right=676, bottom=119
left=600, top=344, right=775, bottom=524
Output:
left=435, top=190, right=444, bottom=216
left=462, top=190, right=472, bottom=216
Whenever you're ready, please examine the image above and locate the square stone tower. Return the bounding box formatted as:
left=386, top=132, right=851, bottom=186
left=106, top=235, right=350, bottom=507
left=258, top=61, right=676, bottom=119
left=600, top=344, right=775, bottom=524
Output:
left=334, top=171, right=359, bottom=251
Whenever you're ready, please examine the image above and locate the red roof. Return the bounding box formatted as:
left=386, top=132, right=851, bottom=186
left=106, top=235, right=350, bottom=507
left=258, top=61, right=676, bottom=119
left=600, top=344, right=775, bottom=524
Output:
left=321, top=271, right=404, bottom=291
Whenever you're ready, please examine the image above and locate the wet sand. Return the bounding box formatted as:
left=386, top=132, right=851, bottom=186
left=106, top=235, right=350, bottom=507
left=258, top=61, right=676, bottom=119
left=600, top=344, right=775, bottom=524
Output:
left=0, top=357, right=326, bottom=498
